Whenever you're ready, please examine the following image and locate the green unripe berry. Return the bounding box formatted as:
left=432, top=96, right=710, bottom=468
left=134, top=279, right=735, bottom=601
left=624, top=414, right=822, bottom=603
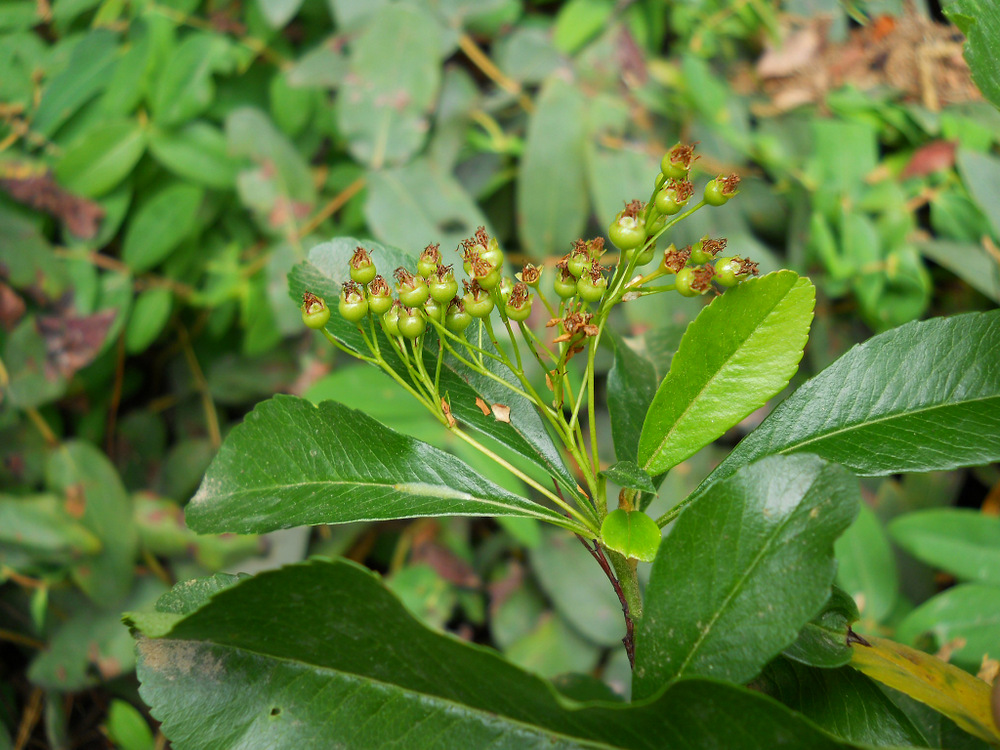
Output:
left=714, top=257, right=740, bottom=287
left=608, top=214, right=646, bottom=251
left=567, top=250, right=589, bottom=278
left=417, top=243, right=442, bottom=278
left=463, top=284, right=495, bottom=318
left=366, top=275, right=393, bottom=315
left=660, top=143, right=696, bottom=180
left=398, top=307, right=426, bottom=339
left=626, top=245, right=655, bottom=266
left=577, top=269, right=607, bottom=303
left=483, top=237, right=504, bottom=268
left=395, top=268, right=429, bottom=307
left=423, top=297, right=444, bottom=323
left=338, top=282, right=368, bottom=323
left=428, top=267, right=459, bottom=303
left=704, top=173, right=741, bottom=206
left=301, top=292, right=330, bottom=329
left=382, top=305, right=401, bottom=337
left=690, top=236, right=727, bottom=265
left=674, top=267, right=700, bottom=297
left=445, top=300, right=472, bottom=333
left=504, top=281, right=532, bottom=322
left=654, top=179, right=694, bottom=216
left=553, top=267, right=578, bottom=299
left=349, top=247, right=377, bottom=285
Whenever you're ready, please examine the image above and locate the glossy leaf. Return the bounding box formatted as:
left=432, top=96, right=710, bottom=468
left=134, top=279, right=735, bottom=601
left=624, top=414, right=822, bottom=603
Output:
left=704, top=310, right=1000, bottom=487
left=122, top=183, right=204, bottom=272
left=634, top=455, right=859, bottom=699
left=54, top=120, right=146, bottom=198
left=287, top=238, right=580, bottom=498
left=184, top=395, right=582, bottom=534
left=835, top=503, right=898, bottom=624
left=851, top=634, right=1000, bottom=744
left=783, top=585, right=859, bottom=669
left=896, top=584, right=1000, bottom=668
left=606, top=331, right=659, bottom=465
left=46, top=440, right=138, bottom=604
left=890, top=509, right=1000, bottom=586
left=755, top=657, right=928, bottom=747
left=128, top=558, right=871, bottom=750
left=638, top=271, right=815, bottom=476
left=945, top=0, right=1000, bottom=110
left=337, top=5, right=441, bottom=167
left=517, top=78, right=588, bottom=259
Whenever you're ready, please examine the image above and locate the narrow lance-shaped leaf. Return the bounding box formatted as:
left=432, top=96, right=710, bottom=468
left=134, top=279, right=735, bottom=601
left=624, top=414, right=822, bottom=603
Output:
left=126, top=558, right=873, bottom=750
left=185, top=395, right=580, bottom=534
left=287, top=238, right=581, bottom=498
left=606, top=330, right=658, bottom=465
left=638, top=271, right=815, bottom=476
left=701, top=310, right=1000, bottom=489
left=890, top=509, right=1000, bottom=586
left=634, top=454, right=859, bottom=700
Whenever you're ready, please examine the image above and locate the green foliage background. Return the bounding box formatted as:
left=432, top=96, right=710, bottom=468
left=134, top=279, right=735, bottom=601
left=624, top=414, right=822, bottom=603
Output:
left=1, top=0, right=998, bottom=745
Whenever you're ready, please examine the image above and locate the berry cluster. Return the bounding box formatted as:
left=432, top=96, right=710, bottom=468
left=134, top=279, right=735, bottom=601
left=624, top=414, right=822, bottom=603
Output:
left=299, top=143, right=761, bottom=539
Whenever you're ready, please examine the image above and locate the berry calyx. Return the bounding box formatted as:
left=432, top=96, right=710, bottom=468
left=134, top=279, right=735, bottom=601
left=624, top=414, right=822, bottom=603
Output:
left=518, top=263, right=542, bottom=288
left=714, top=256, right=759, bottom=287
left=428, top=265, right=459, bottom=303
left=504, top=281, right=532, bottom=322
left=662, top=244, right=691, bottom=274
left=553, top=262, right=578, bottom=299
left=608, top=201, right=647, bottom=251
left=462, top=279, right=495, bottom=318
left=349, top=247, right=377, bottom=285
left=417, top=243, right=442, bottom=278
left=660, top=143, right=697, bottom=180
left=653, top=179, right=694, bottom=216
left=301, top=291, right=331, bottom=329
left=577, top=265, right=608, bottom=303
left=690, top=236, right=727, bottom=265
left=675, top=265, right=716, bottom=297
left=395, top=267, right=430, bottom=307
left=704, top=173, right=741, bottom=206
left=366, top=275, right=393, bottom=315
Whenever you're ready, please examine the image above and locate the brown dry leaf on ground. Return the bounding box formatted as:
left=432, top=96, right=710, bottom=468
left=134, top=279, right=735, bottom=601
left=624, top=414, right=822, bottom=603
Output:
left=754, top=3, right=980, bottom=113
left=37, top=310, right=116, bottom=379
left=0, top=165, right=105, bottom=238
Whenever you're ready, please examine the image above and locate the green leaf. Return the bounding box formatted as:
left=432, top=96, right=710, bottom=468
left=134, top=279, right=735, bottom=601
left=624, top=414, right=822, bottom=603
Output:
left=125, top=288, right=173, bottom=354
left=600, top=509, right=660, bottom=562
left=890, top=509, right=1000, bottom=585
left=504, top=614, right=601, bottom=678
left=287, top=238, right=580, bottom=499
left=634, top=455, right=859, bottom=700
left=46, top=440, right=138, bottom=604
left=638, top=271, right=815, bottom=476
left=916, top=239, right=1000, bottom=305
left=600, top=461, right=655, bottom=495
left=944, top=0, right=1000, bottom=110
left=337, top=5, right=441, bottom=167
left=122, top=182, right=205, bottom=273
left=128, top=558, right=872, bottom=749
left=835, top=503, right=899, bottom=624
left=606, top=331, right=659, bottom=465
left=185, top=395, right=580, bottom=534
left=553, top=0, right=614, bottom=54
left=755, top=657, right=928, bottom=747
left=1, top=318, right=67, bottom=409
left=896, top=583, right=1000, bottom=668
left=122, top=183, right=204, bottom=272
left=783, top=585, right=859, bottom=669
left=54, top=119, right=146, bottom=198
left=151, top=33, right=233, bottom=127
left=32, top=29, right=118, bottom=137
left=104, top=700, right=155, bottom=750
left=364, top=158, right=490, bottom=254
left=956, top=147, right=1000, bottom=239
left=704, top=310, right=1000, bottom=487
left=148, top=122, right=239, bottom=189
left=256, top=0, right=303, bottom=28
left=0, top=494, right=101, bottom=564
left=517, top=78, right=589, bottom=259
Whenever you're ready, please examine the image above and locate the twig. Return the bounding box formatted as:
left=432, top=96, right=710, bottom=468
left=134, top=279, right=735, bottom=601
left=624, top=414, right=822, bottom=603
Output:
left=576, top=534, right=635, bottom=668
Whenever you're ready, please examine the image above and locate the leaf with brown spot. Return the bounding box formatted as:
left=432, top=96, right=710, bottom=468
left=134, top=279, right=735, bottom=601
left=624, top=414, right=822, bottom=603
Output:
left=475, top=397, right=490, bottom=416
left=0, top=282, right=26, bottom=330
left=38, top=309, right=116, bottom=379
left=0, top=169, right=105, bottom=238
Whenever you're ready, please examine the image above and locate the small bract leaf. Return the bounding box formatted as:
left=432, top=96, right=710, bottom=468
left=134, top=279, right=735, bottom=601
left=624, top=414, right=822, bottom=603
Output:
left=600, top=509, right=661, bottom=563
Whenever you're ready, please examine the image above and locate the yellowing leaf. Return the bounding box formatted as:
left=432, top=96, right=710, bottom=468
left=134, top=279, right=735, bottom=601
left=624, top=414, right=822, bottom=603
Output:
left=850, top=634, right=1000, bottom=744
